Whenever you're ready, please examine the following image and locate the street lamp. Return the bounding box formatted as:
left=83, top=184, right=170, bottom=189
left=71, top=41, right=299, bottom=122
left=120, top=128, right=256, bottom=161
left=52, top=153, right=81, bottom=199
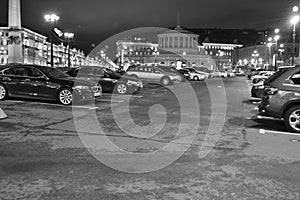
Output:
left=64, top=32, right=74, bottom=68
left=274, top=30, right=280, bottom=71
left=252, top=50, right=259, bottom=68
left=290, top=15, right=300, bottom=65
left=44, top=14, right=60, bottom=67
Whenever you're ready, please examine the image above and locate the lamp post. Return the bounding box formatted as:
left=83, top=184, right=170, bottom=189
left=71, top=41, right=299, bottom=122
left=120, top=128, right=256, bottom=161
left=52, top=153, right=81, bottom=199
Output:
left=291, top=8, right=300, bottom=65
left=274, top=29, right=280, bottom=71
left=252, top=50, right=259, bottom=68
left=267, top=37, right=273, bottom=65
left=44, top=14, right=59, bottom=67
left=64, top=32, right=74, bottom=68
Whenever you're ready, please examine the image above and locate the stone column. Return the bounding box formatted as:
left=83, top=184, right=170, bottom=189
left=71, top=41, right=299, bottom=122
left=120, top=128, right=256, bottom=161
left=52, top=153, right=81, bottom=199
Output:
left=8, top=0, right=23, bottom=64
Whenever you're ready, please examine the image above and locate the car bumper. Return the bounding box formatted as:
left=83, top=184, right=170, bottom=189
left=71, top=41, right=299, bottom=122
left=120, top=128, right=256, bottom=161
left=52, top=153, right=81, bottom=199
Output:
left=258, top=95, right=282, bottom=118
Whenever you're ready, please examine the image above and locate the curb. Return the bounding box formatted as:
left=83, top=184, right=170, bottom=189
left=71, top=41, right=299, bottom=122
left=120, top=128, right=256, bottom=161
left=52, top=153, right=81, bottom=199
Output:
left=0, top=108, right=7, bottom=120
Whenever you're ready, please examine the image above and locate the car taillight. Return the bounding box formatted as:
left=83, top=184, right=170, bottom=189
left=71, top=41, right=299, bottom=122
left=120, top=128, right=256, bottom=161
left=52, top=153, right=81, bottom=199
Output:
left=265, top=87, right=278, bottom=95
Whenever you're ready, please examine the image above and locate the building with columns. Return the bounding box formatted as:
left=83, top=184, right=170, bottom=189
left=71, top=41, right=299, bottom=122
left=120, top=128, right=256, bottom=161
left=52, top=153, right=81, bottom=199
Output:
left=117, top=26, right=218, bottom=70
left=156, top=25, right=214, bottom=69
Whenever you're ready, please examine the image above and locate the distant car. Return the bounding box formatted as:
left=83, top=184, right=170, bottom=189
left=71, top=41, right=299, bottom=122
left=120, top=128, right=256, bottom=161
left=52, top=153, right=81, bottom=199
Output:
left=251, top=71, right=274, bottom=84
left=251, top=79, right=265, bottom=98
left=177, top=69, right=191, bottom=80
left=183, top=68, right=206, bottom=81
left=67, top=66, right=143, bottom=95
left=251, top=67, right=294, bottom=99
left=155, top=65, right=186, bottom=82
left=259, top=65, right=300, bottom=132
left=184, top=67, right=210, bottom=79
left=0, top=64, right=101, bottom=105
left=126, top=65, right=181, bottom=86
left=218, top=72, right=228, bottom=78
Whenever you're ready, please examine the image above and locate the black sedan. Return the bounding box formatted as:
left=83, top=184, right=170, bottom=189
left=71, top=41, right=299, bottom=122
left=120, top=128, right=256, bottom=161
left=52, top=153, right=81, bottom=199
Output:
left=67, top=66, right=143, bottom=95
left=0, top=64, right=102, bottom=105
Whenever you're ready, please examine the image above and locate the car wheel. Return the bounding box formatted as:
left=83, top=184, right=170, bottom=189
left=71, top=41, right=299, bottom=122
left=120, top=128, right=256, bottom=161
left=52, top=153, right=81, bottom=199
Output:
left=58, top=88, right=73, bottom=105
left=161, top=77, right=171, bottom=86
left=116, top=83, right=128, bottom=95
left=193, top=76, right=199, bottom=81
left=0, top=84, right=8, bottom=101
left=284, top=106, right=300, bottom=133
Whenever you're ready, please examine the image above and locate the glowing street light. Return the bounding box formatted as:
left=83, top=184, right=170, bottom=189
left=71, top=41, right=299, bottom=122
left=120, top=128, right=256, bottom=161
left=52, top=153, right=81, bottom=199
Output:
left=274, top=28, right=280, bottom=34
left=293, top=6, right=299, bottom=12
left=44, top=13, right=59, bottom=67
left=64, top=32, right=74, bottom=68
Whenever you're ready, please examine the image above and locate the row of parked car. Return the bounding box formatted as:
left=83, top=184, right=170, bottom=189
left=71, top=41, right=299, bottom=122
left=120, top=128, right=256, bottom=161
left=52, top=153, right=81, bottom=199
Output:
left=249, top=66, right=300, bottom=133
left=0, top=64, right=227, bottom=106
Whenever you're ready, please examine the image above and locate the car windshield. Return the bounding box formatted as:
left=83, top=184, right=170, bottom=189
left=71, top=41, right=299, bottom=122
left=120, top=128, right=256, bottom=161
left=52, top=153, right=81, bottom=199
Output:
left=104, top=68, right=121, bottom=78
left=41, top=67, right=70, bottom=78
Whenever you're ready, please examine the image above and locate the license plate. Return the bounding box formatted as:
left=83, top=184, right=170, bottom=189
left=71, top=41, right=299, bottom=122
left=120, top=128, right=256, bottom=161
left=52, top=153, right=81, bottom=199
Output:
left=94, top=92, right=101, bottom=97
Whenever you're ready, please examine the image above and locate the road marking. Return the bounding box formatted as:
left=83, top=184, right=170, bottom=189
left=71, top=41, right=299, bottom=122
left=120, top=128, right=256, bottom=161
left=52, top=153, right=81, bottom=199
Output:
left=259, top=129, right=300, bottom=136
left=7, top=100, right=25, bottom=103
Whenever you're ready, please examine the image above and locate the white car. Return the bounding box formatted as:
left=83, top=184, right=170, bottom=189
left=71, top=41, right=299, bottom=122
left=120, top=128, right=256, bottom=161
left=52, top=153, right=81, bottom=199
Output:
left=251, top=71, right=274, bottom=83
left=218, top=72, right=228, bottom=77
left=183, top=68, right=206, bottom=81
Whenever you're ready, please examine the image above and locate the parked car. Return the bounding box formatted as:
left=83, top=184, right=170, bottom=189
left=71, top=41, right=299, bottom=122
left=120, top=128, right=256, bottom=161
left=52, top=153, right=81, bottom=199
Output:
left=177, top=69, right=191, bottom=80
left=155, top=65, right=187, bottom=82
left=184, top=67, right=210, bottom=79
left=258, top=65, right=300, bottom=132
left=251, top=71, right=274, bottom=84
left=251, top=79, right=265, bottom=98
left=183, top=68, right=206, bottom=81
left=0, top=64, right=102, bottom=105
left=67, top=66, right=143, bottom=95
left=218, top=71, right=228, bottom=78
left=251, top=67, right=293, bottom=99
left=125, top=65, right=181, bottom=86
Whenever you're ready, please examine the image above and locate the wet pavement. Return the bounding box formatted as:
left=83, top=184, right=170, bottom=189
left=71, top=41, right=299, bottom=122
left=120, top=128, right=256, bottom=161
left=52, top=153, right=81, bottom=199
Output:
left=1, top=77, right=300, bottom=200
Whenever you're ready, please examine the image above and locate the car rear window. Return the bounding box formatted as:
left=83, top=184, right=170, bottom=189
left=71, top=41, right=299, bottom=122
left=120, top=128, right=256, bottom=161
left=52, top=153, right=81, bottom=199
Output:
left=265, top=70, right=289, bottom=85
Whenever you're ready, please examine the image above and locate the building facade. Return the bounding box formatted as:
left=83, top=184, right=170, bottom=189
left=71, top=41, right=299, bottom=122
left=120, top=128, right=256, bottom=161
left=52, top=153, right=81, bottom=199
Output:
left=202, top=43, right=243, bottom=70
left=0, top=27, right=103, bottom=67
left=234, top=42, right=300, bottom=67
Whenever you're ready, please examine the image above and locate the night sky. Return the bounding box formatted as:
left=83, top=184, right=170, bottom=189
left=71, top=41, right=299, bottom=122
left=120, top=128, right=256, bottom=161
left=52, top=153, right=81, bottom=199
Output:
left=0, top=0, right=297, bottom=53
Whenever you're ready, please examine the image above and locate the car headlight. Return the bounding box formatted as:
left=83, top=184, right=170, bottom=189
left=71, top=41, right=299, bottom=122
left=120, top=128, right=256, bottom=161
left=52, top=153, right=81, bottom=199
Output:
left=73, top=85, right=89, bottom=90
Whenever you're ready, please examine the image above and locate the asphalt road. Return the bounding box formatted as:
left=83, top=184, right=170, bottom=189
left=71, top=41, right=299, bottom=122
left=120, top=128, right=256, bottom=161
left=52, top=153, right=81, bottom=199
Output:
left=1, top=77, right=300, bottom=200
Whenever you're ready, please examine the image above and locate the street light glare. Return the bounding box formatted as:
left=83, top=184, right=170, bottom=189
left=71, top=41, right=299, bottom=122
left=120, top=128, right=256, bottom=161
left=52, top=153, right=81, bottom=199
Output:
left=44, top=13, right=60, bottom=23
left=274, top=28, right=280, bottom=34
left=290, top=15, right=300, bottom=25
left=293, top=6, right=299, bottom=12
left=274, top=35, right=280, bottom=41
left=64, top=32, right=75, bottom=39
left=268, top=37, right=273, bottom=42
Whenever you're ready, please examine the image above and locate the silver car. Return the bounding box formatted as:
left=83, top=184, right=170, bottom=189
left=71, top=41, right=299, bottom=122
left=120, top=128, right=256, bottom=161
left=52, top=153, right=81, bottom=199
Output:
left=126, top=66, right=181, bottom=86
